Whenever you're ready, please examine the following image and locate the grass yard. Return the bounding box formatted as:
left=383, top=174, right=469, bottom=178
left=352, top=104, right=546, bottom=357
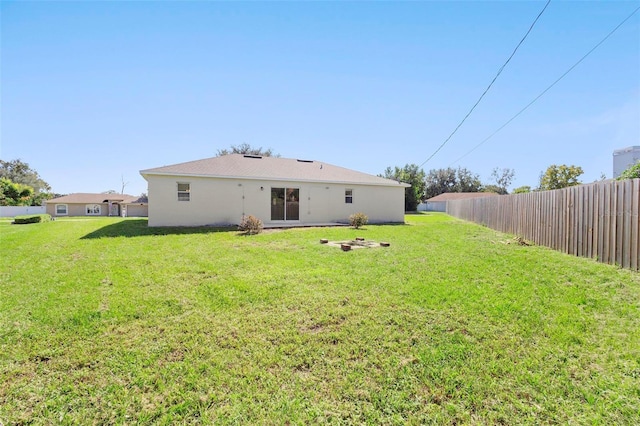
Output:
left=1, top=214, right=639, bottom=424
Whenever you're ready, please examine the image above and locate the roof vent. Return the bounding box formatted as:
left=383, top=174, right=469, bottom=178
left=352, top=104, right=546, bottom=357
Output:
left=297, top=159, right=313, bottom=163
left=243, top=155, right=263, bottom=159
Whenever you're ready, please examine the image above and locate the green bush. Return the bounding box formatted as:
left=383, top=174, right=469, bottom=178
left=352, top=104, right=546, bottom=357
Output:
left=617, top=161, right=640, bottom=180
left=349, top=212, right=368, bottom=229
left=238, top=215, right=263, bottom=235
left=13, top=214, right=51, bottom=224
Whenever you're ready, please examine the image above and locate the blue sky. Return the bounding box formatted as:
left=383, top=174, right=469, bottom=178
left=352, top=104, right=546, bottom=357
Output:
left=2, top=1, right=639, bottom=196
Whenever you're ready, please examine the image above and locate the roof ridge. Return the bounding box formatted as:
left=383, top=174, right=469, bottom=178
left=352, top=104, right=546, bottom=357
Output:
left=140, top=155, right=410, bottom=187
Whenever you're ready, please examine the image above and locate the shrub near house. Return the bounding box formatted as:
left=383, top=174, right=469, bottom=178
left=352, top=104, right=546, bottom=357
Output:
left=13, top=214, right=51, bottom=224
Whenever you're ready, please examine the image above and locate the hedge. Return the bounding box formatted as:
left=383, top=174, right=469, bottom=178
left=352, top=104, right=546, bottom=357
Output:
left=13, top=214, right=52, bottom=224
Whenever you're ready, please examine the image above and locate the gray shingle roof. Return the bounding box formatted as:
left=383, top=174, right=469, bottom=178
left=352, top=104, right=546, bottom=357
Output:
left=46, top=193, right=142, bottom=204
left=140, top=154, right=410, bottom=187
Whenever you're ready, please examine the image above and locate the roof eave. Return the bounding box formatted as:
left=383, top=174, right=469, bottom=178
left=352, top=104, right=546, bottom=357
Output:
left=140, top=171, right=409, bottom=187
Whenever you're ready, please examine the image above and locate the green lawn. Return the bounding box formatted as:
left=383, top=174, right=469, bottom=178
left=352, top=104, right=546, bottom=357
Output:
left=1, top=214, right=639, bottom=424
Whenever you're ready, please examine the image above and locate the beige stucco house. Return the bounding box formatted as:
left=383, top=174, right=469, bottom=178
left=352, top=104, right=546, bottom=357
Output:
left=140, top=154, right=409, bottom=227
left=46, top=193, right=148, bottom=217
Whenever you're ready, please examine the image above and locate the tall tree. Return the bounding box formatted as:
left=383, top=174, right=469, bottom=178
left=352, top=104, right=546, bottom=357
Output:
left=0, top=159, right=52, bottom=205
left=539, top=164, right=583, bottom=190
left=424, top=167, right=483, bottom=199
left=454, top=167, right=482, bottom=193
left=490, top=167, right=515, bottom=194
left=216, top=143, right=279, bottom=157
left=424, top=168, right=457, bottom=199
left=381, top=164, right=426, bottom=211
left=0, top=178, right=34, bottom=206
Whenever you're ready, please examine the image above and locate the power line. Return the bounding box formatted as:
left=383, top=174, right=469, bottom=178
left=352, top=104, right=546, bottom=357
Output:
left=418, top=0, right=552, bottom=168
left=450, top=4, right=640, bottom=166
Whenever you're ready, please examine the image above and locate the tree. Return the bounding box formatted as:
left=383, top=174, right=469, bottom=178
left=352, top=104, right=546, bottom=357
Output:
left=216, top=143, right=279, bottom=157
left=0, top=178, right=34, bottom=206
left=0, top=159, right=52, bottom=205
left=424, top=168, right=457, bottom=199
left=539, top=164, right=584, bottom=190
left=121, top=175, right=130, bottom=194
left=454, top=167, right=483, bottom=193
left=617, top=161, right=640, bottom=180
left=482, top=184, right=505, bottom=195
left=424, top=167, right=482, bottom=199
left=512, top=185, right=531, bottom=194
left=381, top=164, right=426, bottom=211
left=490, top=167, right=515, bottom=194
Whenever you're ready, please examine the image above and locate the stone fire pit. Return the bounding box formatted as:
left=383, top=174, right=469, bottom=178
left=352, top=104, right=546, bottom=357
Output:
left=321, top=238, right=390, bottom=250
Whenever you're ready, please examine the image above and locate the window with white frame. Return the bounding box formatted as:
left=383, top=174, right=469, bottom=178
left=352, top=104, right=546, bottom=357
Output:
left=177, top=183, right=190, bottom=201
left=86, top=204, right=101, bottom=215
left=56, top=204, right=68, bottom=215
left=345, top=189, right=353, bottom=204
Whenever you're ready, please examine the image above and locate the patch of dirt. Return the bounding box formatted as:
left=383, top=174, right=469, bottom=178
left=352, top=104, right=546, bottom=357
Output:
left=493, top=236, right=532, bottom=246
left=506, top=236, right=532, bottom=246
left=323, top=240, right=389, bottom=249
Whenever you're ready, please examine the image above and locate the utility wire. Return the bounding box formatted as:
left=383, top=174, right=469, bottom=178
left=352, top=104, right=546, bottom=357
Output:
left=418, top=0, right=552, bottom=168
left=450, top=4, right=640, bottom=166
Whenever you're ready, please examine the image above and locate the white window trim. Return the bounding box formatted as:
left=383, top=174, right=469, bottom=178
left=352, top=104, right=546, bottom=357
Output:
left=86, top=204, right=101, bottom=216
left=177, top=182, right=191, bottom=202
left=345, top=188, right=353, bottom=204
left=56, top=204, right=68, bottom=215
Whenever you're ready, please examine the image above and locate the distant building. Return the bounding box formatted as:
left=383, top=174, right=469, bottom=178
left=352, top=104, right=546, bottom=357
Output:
left=613, top=146, right=640, bottom=178
left=46, top=193, right=148, bottom=217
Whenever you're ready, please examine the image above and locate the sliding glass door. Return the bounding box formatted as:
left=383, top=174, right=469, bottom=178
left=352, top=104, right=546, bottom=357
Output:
left=271, top=187, right=299, bottom=221
left=285, top=188, right=299, bottom=220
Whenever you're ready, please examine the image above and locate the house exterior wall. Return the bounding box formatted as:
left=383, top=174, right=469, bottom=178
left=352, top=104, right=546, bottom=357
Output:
left=124, top=204, right=149, bottom=217
left=46, top=203, right=110, bottom=217
left=146, top=175, right=405, bottom=227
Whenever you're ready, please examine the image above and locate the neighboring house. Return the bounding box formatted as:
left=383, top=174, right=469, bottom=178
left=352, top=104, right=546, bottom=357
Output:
left=140, top=154, right=410, bottom=227
left=46, top=193, right=148, bottom=217
left=122, top=195, right=149, bottom=217
left=420, top=192, right=500, bottom=212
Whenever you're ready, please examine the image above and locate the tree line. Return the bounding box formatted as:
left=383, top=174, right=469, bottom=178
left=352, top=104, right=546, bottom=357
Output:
left=379, top=162, right=637, bottom=211
left=380, top=165, right=519, bottom=211
left=0, top=159, right=53, bottom=206
left=3, top=144, right=639, bottom=208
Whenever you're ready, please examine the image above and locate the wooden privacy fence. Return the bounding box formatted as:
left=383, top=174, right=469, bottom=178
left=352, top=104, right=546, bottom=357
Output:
left=446, top=179, right=640, bottom=271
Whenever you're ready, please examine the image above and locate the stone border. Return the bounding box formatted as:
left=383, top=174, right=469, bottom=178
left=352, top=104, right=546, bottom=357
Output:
left=320, top=239, right=390, bottom=249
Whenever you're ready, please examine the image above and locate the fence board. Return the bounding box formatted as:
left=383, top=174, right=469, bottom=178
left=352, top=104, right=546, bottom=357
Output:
left=577, top=186, right=584, bottom=257
left=622, top=181, right=631, bottom=269
left=632, top=179, right=639, bottom=270
left=585, top=185, right=596, bottom=259
left=596, top=183, right=604, bottom=262
left=616, top=182, right=623, bottom=267
left=603, top=183, right=611, bottom=264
